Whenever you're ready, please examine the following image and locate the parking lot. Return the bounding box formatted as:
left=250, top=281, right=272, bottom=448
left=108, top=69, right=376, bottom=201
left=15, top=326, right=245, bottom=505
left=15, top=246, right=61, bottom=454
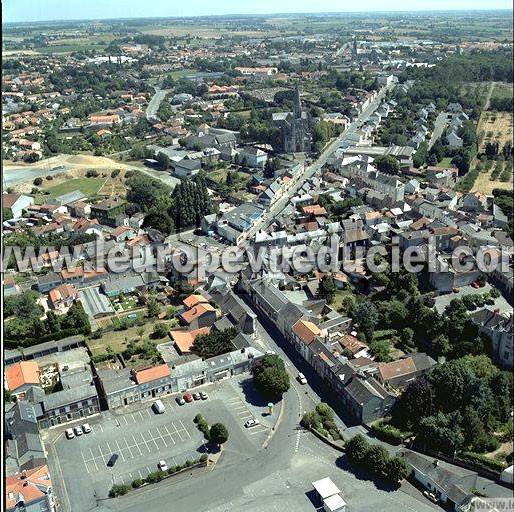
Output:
left=44, top=376, right=281, bottom=512
left=80, top=417, right=193, bottom=474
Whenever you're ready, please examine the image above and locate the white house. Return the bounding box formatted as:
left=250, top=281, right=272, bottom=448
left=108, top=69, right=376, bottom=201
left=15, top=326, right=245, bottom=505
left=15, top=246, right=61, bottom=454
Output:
left=401, top=450, right=474, bottom=512
left=239, top=147, right=268, bottom=169
left=2, top=193, right=34, bottom=219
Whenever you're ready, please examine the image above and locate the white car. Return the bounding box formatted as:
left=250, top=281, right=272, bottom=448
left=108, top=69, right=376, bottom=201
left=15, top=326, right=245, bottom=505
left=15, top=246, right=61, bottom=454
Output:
left=297, top=373, right=307, bottom=385
left=244, top=419, right=259, bottom=428
left=158, top=460, right=168, bottom=472
left=82, top=423, right=92, bottom=434
left=65, top=428, right=75, bottom=440
left=74, top=426, right=83, bottom=436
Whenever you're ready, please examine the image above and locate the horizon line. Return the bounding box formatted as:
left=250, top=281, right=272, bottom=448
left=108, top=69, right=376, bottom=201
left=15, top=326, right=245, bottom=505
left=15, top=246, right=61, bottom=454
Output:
left=3, top=8, right=514, bottom=26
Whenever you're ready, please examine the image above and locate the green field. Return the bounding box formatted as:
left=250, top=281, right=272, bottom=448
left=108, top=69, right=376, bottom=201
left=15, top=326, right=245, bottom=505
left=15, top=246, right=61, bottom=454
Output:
left=45, top=177, right=106, bottom=198
left=34, top=42, right=108, bottom=54
left=167, top=68, right=200, bottom=79
left=437, top=157, right=454, bottom=168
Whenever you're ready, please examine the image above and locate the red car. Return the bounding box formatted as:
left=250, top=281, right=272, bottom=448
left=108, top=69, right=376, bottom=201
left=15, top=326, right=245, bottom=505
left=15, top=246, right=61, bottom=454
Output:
left=183, top=393, right=193, bottom=403
left=471, top=282, right=479, bottom=289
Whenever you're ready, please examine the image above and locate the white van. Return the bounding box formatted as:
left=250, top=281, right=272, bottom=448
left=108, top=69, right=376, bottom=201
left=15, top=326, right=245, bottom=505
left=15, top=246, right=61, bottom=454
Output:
left=152, top=399, right=165, bottom=414
left=297, top=373, right=307, bottom=385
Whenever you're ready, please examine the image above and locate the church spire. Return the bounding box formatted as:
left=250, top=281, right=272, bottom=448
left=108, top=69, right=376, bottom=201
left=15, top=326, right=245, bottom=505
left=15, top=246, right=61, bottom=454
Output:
left=293, top=83, right=302, bottom=118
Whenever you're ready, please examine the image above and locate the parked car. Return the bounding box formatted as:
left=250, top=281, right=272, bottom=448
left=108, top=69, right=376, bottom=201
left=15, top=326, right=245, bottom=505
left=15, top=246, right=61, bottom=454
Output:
left=452, top=287, right=460, bottom=293
left=74, top=426, right=83, bottom=436
left=107, top=454, right=119, bottom=467
left=183, top=393, right=193, bottom=403
left=192, top=393, right=201, bottom=401
left=423, top=490, right=438, bottom=503
left=472, top=282, right=479, bottom=289
left=82, top=423, right=92, bottom=434
left=176, top=397, right=186, bottom=406
left=65, top=428, right=75, bottom=440
left=265, top=350, right=276, bottom=355
left=297, top=372, right=307, bottom=385
left=200, top=392, right=208, bottom=400
left=244, top=419, right=259, bottom=428
left=158, top=460, right=168, bottom=472
left=152, top=399, right=166, bottom=414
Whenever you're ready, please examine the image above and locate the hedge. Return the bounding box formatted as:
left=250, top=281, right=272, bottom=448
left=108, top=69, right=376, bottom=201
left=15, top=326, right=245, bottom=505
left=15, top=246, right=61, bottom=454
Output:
left=4, top=327, right=89, bottom=349
left=459, top=452, right=506, bottom=473
left=371, top=421, right=411, bottom=445
left=122, top=456, right=209, bottom=497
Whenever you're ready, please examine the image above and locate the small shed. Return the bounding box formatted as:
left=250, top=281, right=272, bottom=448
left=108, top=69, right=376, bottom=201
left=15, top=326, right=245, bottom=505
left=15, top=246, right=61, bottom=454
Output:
left=312, top=477, right=341, bottom=504
left=501, top=465, right=513, bottom=485
left=323, top=493, right=347, bottom=512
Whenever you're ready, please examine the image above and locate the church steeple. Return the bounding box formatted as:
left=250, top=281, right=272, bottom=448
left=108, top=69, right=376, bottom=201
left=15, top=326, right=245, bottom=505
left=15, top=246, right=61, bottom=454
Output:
left=293, top=84, right=302, bottom=119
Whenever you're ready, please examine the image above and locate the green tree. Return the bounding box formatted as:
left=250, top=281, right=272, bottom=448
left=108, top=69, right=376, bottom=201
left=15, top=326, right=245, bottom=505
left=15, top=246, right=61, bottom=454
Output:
left=384, top=457, right=410, bottom=483
left=209, top=423, right=229, bottom=447
left=317, top=275, right=336, bottom=304
left=252, top=355, right=290, bottom=399
left=345, top=434, right=370, bottom=466
left=374, top=155, right=400, bottom=175
left=146, top=296, right=161, bottom=318
left=192, top=328, right=239, bottom=359
left=143, top=209, right=174, bottom=234
left=156, top=152, right=171, bottom=170
left=152, top=323, right=169, bottom=339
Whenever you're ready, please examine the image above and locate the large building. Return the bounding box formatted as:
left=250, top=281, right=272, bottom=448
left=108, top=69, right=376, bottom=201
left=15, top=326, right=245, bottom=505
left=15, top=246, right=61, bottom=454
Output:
left=272, top=85, right=311, bottom=154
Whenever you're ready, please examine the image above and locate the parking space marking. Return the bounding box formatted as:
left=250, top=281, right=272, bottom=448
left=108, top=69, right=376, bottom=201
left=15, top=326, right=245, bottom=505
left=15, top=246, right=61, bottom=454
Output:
left=163, top=424, right=176, bottom=445
left=249, top=427, right=269, bottom=436
left=178, top=420, right=190, bottom=440
left=123, top=438, right=134, bottom=459
left=81, top=450, right=91, bottom=474
left=115, top=440, right=126, bottom=462
left=89, top=448, right=99, bottom=470
left=132, top=435, right=144, bottom=456
left=139, top=432, right=152, bottom=453
left=147, top=429, right=160, bottom=450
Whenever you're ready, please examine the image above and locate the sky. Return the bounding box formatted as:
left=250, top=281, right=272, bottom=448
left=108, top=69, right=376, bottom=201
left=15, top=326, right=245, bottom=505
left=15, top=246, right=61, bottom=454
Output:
left=3, top=0, right=512, bottom=23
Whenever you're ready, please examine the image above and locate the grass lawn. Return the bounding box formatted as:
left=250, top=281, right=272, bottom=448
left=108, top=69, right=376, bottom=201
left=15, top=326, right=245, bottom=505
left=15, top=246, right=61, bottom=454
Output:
left=167, top=68, right=200, bottom=79
left=111, top=295, right=140, bottom=313
left=437, top=157, right=454, bottom=167
left=331, top=289, right=357, bottom=313
left=44, top=177, right=106, bottom=198
left=88, top=321, right=170, bottom=357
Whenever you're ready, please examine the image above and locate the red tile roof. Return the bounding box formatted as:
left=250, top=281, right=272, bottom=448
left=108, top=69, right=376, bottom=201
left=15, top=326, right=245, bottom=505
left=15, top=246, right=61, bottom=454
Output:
left=170, top=327, right=210, bottom=354
left=5, top=361, right=40, bottom=392
left=292, top=320, right=321, bottom=345
left=5, top=465, right=52, bottom=510
left=132, top=364, right=170, bottom=384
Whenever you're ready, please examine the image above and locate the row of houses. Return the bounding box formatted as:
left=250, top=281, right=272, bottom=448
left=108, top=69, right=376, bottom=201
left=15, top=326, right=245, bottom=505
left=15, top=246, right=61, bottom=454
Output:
left=238, top=273, right=437, bottom=424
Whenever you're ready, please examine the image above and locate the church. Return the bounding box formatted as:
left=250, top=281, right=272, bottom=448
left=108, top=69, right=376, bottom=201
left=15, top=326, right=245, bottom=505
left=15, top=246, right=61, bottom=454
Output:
left=272, top=85, right=311, bottom=154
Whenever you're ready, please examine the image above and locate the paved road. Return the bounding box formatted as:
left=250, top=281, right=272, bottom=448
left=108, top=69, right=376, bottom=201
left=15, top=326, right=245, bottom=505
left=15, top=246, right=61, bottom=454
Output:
left=2, top=159, right=179, bottom=189
left=428, top=112, right=449, bottom=149
left=146, top=87, right=171, bottom=121
left=244, top=83, right=395, bottom=245
left=3, top=163, right=73, bottom=187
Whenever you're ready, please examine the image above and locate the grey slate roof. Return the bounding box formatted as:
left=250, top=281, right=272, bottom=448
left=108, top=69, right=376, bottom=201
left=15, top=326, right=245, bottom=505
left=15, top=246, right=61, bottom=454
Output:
left=42, top=383, right=97, bottom=411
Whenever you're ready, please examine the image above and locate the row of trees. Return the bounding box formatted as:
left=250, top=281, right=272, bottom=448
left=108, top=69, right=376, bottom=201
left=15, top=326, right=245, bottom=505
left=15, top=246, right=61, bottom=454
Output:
left=125, top=172, right=214, bottom=234
left=192, top=327, right=240, bottom=360
left=5, top=297, right=91, bottom=344
left=345, top=434, right=409, bottom=484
